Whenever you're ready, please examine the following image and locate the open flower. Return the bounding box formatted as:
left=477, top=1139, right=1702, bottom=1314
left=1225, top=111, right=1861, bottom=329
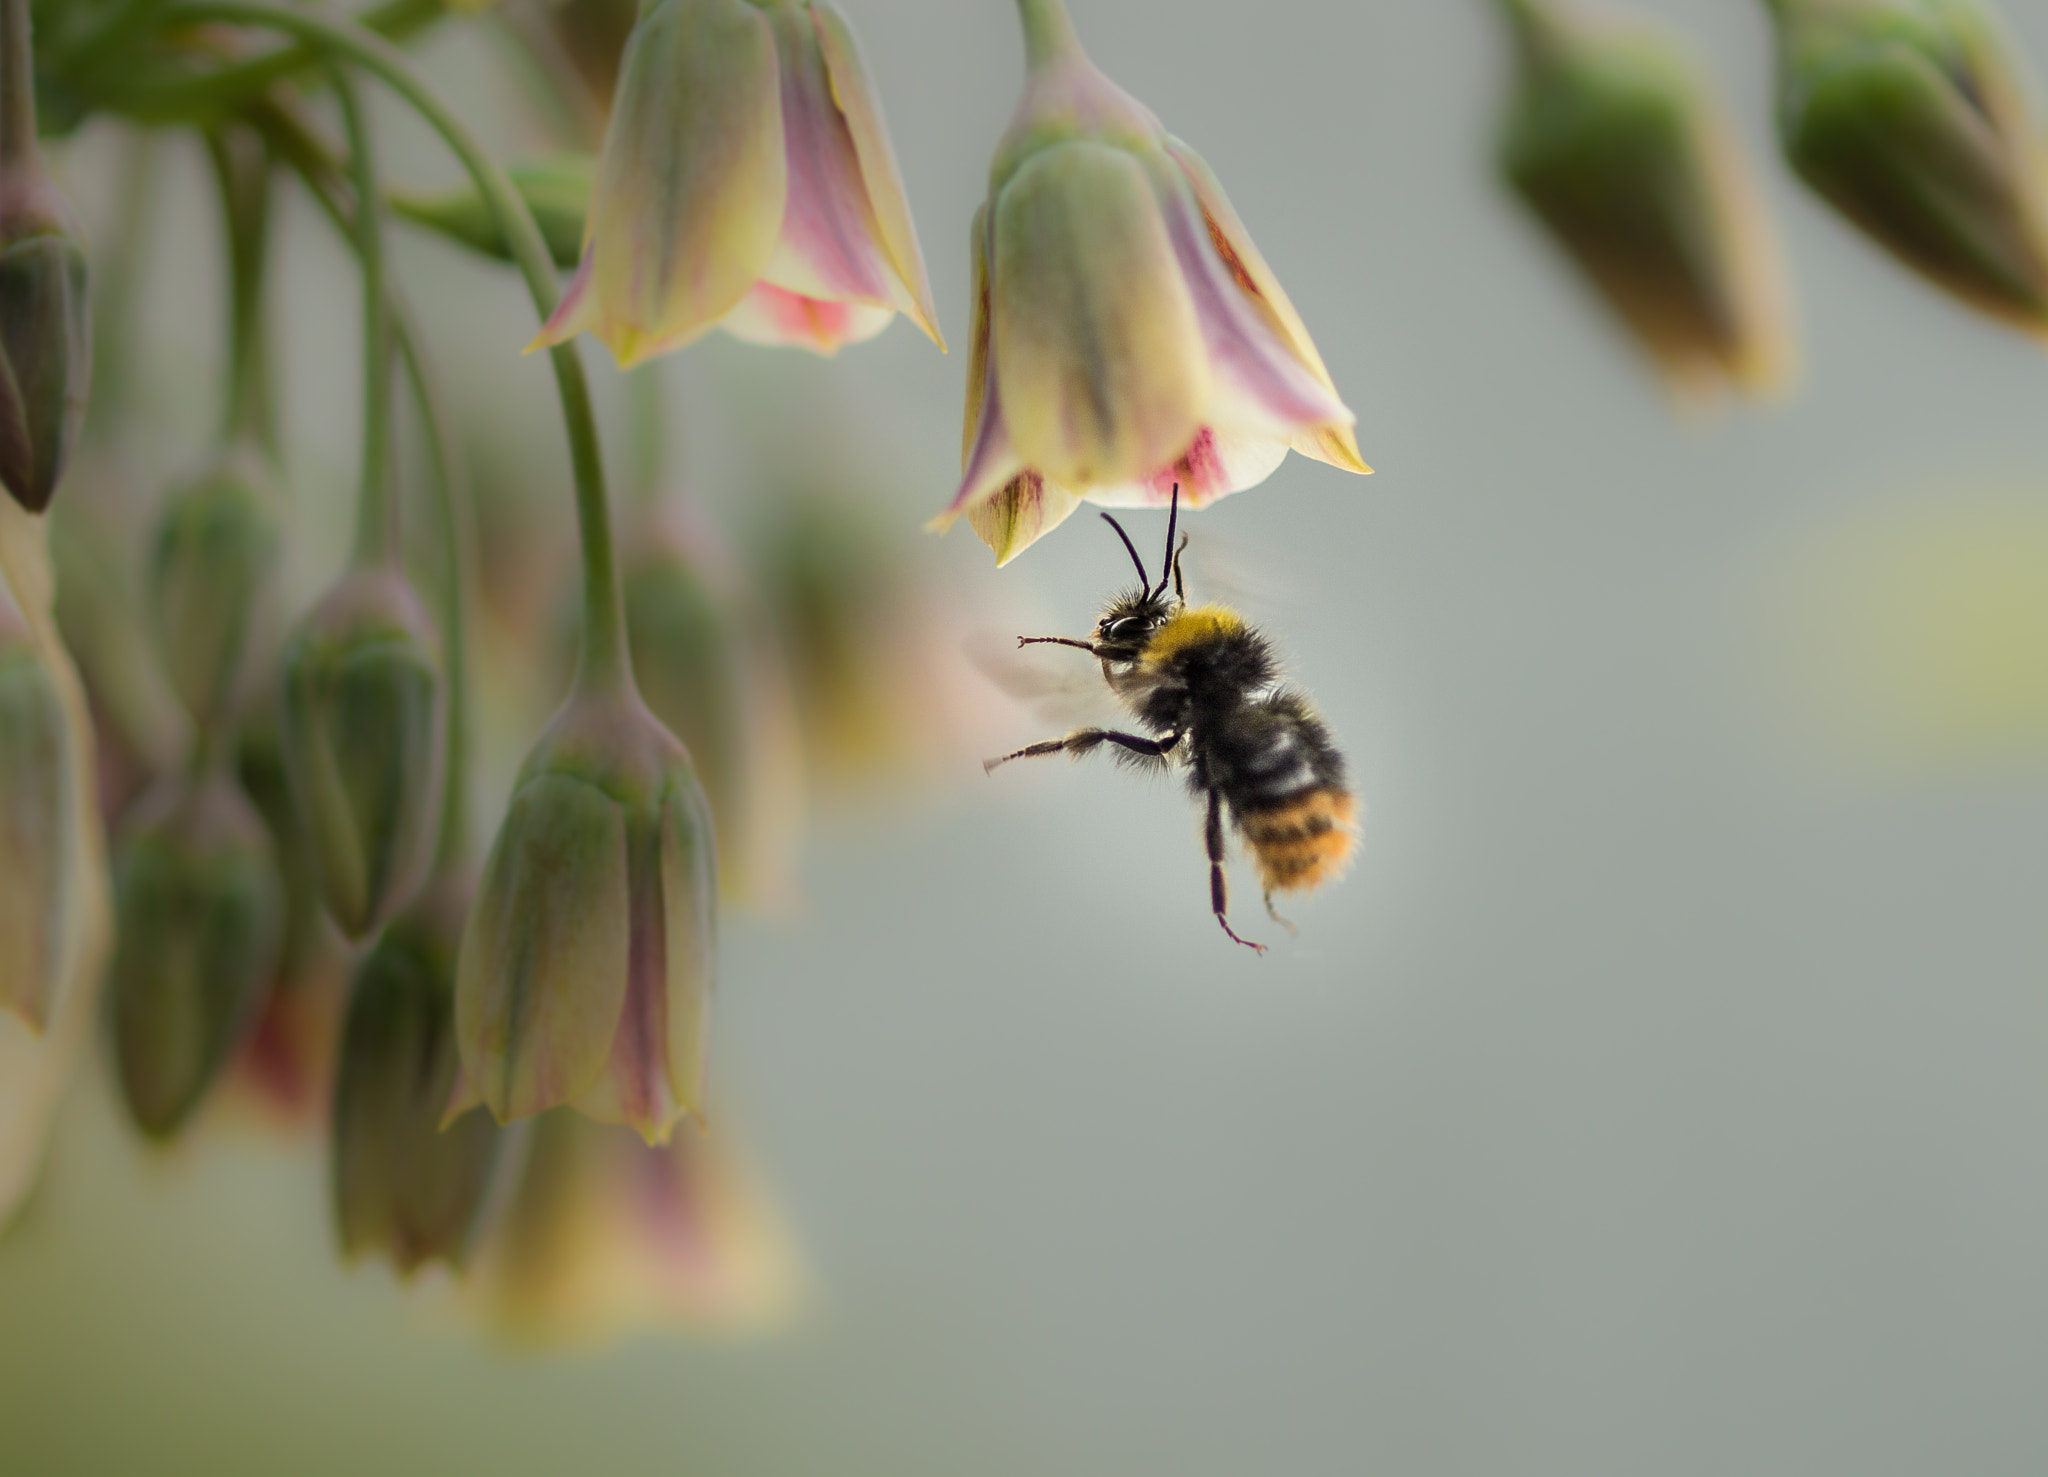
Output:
left=530, top=0, right=942, bottom=364
left=931, top=0, right=1368, bottom=564
left=1765, top=0, right=2048, bottom=336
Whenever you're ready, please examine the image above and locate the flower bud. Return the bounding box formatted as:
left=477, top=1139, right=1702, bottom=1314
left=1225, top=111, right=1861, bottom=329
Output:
left=1766, top=0, right=2048, bottom=334
left=332, top=876, right=512, bottom=1273
left=110, top=772, right=281, bottom=1139
left=277, top=568, right=445, bottom=939
left=453, top=687, right=715, bottom=1144
left=390, top=156, right=594, bottom=271
left=1497, top=0, right=1796, bottom=401
left=0, top=172, right=89, bottom=514
left=620, top=509, right=802, bottom=907
left=0, top=576, right=71, bottom=1031
left=148, top=448, right=279, bottom=725
left=530, top=0, right=942, bottom=363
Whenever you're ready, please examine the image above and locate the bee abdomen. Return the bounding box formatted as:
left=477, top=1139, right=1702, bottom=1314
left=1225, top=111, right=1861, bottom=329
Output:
left=1236, top=788, right=1358, bottom=895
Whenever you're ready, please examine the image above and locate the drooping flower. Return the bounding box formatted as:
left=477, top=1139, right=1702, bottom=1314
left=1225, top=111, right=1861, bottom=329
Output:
left=930, top=0, right=1368, bottom=564
left=1496, top=0, right=1797, bottom=403
left=529, top=0, right=942, bottom=364
left=1764, top=0, right=2048, bottom=336
left=451, top=685, right=716, bottom=1145
left=148, top=445, right=279, bottom=726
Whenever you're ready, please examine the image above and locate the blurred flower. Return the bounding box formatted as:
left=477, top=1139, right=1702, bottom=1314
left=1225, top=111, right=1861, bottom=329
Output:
left=930, top=0, right=1367, bottom=564
left=0, top=572, right=72, bottom=1030
left=467, top=1111, right=800, bottom=1347
left=0, top=116, right=90, bottom=514
left=452, top=685, right=715, bottom=1144
left=617, top=503, right=803, bottom=909
left=333, top=876, right=513, bottom=1273
left=530, top=0, right=943, bottom=364
left=0, top=501, right=107, bottom=1220
left=147, top=445, right=279, bottom=726
left=1496, top=0, right=1796, bottom=403
left=501, top=0, right=641, bottom=144
left=109, top=768, right=281, bottom=1139
left=390, top=155, right=594, bottom=271
left=277, top=567, right=446, bottom=940
left=1765, top=0, right=2048, bottom=335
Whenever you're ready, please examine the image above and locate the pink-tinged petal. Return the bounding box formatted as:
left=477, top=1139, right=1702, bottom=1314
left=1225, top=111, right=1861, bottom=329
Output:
left=933, top=206, right=1025, bottom=529
left=969, top=472, right=1087, bottom=565
left=525, top=247, right=600, bottom=354
left=810, top=2, right=945, bottom=347
left=658, top=781, right=715, bottom=1126
left=720, top=281, right=893, bottom=354
left=1162, top=136, right=1370, bottom=474
left=961, top=204, right=992, bottom=465
left=574, top=819, right=682, bottom=1144
left=990, top=140, right=1208, bottom=489
left=1082, top=427, right=1290, bottom=510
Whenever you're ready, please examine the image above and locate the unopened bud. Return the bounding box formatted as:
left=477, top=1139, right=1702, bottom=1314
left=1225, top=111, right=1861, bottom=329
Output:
left=454, top=686, right=715, bottom=1144
left=0, top=170, right=88, bottom=514
left=1498, top=0, right=1796, bottom=400
left=111, top=772, right=281, bottom=1138
left=0, top=579, right=71, bottom=1030
left=390, top=156, right=593, bottom=271
left=332, top=876, right=511, bottom=1273
left=278, top=568, right=445, bottom=939
left=148, top=449, right=279, bottom=725
left=1767, top=0, right=2048, bottom=334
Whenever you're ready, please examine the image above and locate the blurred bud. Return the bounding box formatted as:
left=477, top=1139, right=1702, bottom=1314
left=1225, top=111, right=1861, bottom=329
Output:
left=0, top=573, right=70, bottom=1030
left=1766, top=0, right=2048, bottom=334
left=278, top=568, right=446, bottom=940
left=530, top=0, right=942, bottom=364
left=110, top=771, right=281, bottom=1139
left=1497, top=0, right=1797, bottom=402
left=390, top=156, right=594, bottom=271
left=504, top=0, right=641, bottom=141
left=618, top=507, right=802, bottom=908
left=468, top=1111, right=800, bottom=1347
left=930, top=0, right=1367, bottom=564
left=148, top=447, right=279, bottom=725
left=333, top=876, right=512, bottom=1273
left=453, top=686, right=715, bottom=1145
left=0, top=159, right=89, bottom=514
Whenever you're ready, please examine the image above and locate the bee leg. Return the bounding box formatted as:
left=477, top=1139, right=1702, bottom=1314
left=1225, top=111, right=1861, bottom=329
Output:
left=1207, top=789, right=1265, bottom=954
left=1263, top=891, right=1300, bottom=935
left=982, top=728, right=1177, bottom=775
left=1017, top=636, right=1100, bottom=655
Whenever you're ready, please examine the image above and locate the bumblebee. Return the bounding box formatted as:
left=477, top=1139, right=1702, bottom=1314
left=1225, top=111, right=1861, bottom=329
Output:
left=986, top=491, right=1357, bottom=952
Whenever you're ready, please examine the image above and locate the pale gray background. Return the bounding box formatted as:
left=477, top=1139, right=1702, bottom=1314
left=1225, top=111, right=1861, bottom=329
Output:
left=9, top=0, right=2048, bottom=1473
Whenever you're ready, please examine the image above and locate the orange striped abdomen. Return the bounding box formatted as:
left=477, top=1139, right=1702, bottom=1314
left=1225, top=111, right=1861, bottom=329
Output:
left=1237, top=788, right=1358, bottom=895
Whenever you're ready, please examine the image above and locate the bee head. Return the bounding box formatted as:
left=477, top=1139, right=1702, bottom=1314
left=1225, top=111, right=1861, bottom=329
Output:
left=1093, top=490, right=1187, bottom=661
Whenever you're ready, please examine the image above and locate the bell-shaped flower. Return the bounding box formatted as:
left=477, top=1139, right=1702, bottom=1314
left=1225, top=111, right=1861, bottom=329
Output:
left=110, top=768, right=282, bottom=1139
left=332, top=876, right=513, bottom=1273
left=148, top=446, right=279, bottom=727
left=929, top=0, right=1368, bottom=564
left=451, top=686, right=716, bottom=1145
left=529, top=0, right=942, bottom=364
left=1765, top=0, right=2048, bottom=335
left=277, top=567, right=446, bottom=940
left=465, top=1112, right=801, bottom=1347
left=1497, top=0, right=1797, bottom=403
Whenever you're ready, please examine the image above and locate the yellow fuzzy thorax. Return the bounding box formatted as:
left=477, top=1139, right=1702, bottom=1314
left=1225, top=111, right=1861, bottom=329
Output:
left=1141, top=604, right=1246, bottom=666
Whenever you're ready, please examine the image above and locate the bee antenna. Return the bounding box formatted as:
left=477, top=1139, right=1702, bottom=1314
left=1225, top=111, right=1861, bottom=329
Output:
left=1100, top=512, right=1150, bottom=589
left=1153, top=484, right=1180, bottom=599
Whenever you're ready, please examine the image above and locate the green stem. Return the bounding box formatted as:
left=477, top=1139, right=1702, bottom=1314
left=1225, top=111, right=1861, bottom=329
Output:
left=85, top=131, right=159, bottom=443
left=1, top=0, right=36, bottom=168
left=253, top=95, right=473, bottom=870
left=627, top=361, right=668, bottom=509
left=170, top=0, right=628, bottom=691
left=1015, top=0, right=1084, bottom=71
left=204, top=126, right=274, bottom=454
left=331, top=64, right=396, bottom=567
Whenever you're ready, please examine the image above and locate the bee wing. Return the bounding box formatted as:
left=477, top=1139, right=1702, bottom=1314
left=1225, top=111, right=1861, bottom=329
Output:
left=964, top=628, right=1123, bottom=728
left=1181, top=532, right=1299, bottom=622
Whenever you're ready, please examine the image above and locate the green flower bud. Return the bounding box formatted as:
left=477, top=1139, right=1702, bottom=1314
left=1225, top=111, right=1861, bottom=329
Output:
left=1498, top=0, right=1796, bottom=401
left=278, top=568, right=445, bottom=940
left=237, top=698, right=335, bottom=990
left=148, top=449, right=279, bottom=725
left=0, top=194, right=89, bottom=514
left=110, top=772, right=282, bottom=1138
left=0, top=580, right=72, bottom=1030
left=389, top=155, right=594, bottom=271
left=454, top=687, right=715, bottom=1145
left=1766, top=0, right=2048, bottom=333
left=332, top=876, right=511, bottom=1273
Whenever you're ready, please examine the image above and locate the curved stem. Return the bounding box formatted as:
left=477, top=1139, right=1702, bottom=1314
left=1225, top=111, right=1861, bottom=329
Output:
left=85, top=131, right=160, bottom=443
left=170, top=0, right=627, bottom=690
left=1, top=0, right=37, bottom=169
left=332, top=65, right=396, bottom=566
left=204, top=126, right=274, bottom=454
left=627, top=361, right=669, bottom=509
left=1014, top=0, right=1084, bottom=72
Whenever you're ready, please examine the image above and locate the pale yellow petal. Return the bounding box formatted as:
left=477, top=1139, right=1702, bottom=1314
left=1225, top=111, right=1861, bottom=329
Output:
left=969, top=472, right=1087, bottom=565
